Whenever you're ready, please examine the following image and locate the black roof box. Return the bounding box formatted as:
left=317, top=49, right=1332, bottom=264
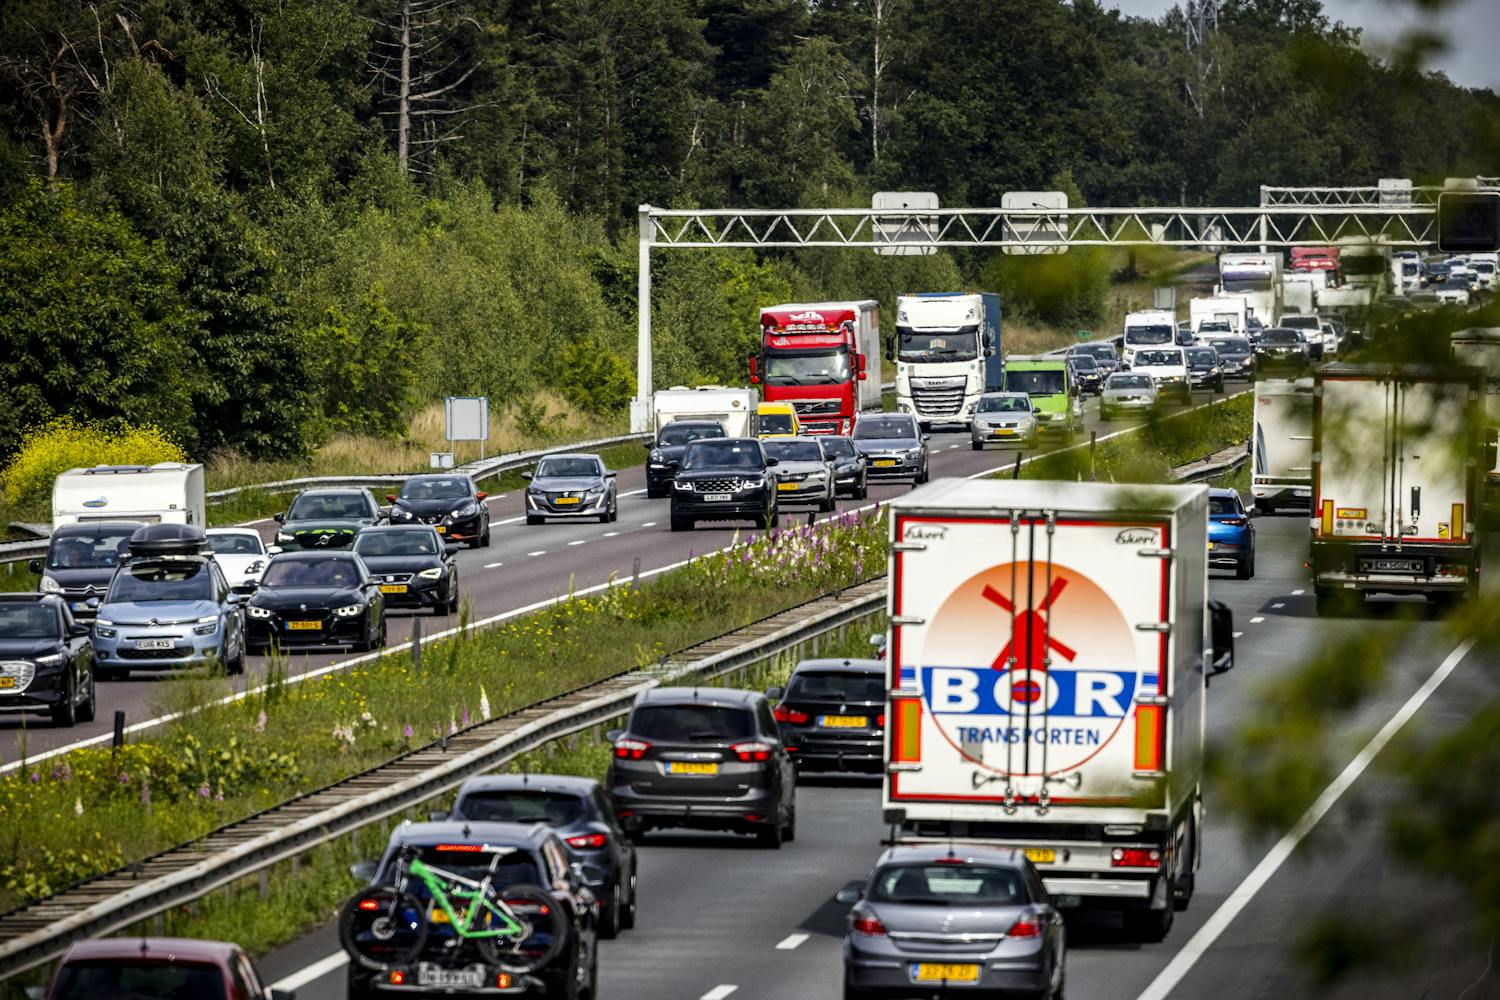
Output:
left=128, top=522, right=209, bottom=557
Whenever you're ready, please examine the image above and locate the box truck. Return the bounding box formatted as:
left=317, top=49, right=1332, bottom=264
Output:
left=890, top=293, right=1003, bottom=429
left=1216, top=252, right=1281, bottom=330
left=1450, top=328, right=1500, bottom=507
left=1251, top=378, right=1315, bottom=513
left=1188, top=296, right=1248, bottom=337
left=752, top=301, right=881, bottom=435
left=883, top=479, right=1234, bottom=941
left=1310, top=364, right=1482, bottom=615
left=52, top=463, right=206, bottom=529
left=651, top=386, right=758, bottom=437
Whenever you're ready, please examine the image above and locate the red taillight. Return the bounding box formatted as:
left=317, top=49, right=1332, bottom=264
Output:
left=504, top=898, right=551, bottom=916
left=1006, top=912, right=1045, bottom=939
left=1220, top=516, right=1247, bottom=526
left=613, top=739, right=650, bottom=760
left=567, top=832, right=608, bottom=850
left=933, top=857, right=968, bottom=866
left=1111, top=847, right=1162, bottom=868
left=435, top=843, right=483, bottom=852
left=358, top=898, right=380, bottom=911
left=731, top=741, right=772, bottom=762
left=389, top=970, right=407, bottom=985
left=773, top=705, right=809, bottom=724
left=876, top=712, right=885, bottom=727
left=851, top=913, right=887, bottom=936
left=496, top=973, right=514, bottom=989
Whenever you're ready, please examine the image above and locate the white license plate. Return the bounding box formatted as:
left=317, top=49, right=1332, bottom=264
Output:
left=704, top=493, right=733, bottom=502
left=417, top=963, right=485, bottom=988
left=134, top=639, right=174, bottom=651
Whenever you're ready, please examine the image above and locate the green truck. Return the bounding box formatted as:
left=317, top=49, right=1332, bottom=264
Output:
left=1002, top=355, right=1081, bottom=437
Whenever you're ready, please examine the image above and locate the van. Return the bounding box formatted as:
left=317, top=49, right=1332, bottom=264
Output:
left=52, top=463, right=206, bottom=529
left=757, top=402, right=801, bottom=438
left=1121, top=310, right=1178, bottom=366
left=1001, top=355, right=1080, bottom=436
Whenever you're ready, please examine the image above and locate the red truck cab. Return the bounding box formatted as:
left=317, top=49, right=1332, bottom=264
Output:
left=32, top=938, right=293, bottom=1000
left=750, top=301, right=882, bottom=435
left=1290, top=246, right=1341, bottom=284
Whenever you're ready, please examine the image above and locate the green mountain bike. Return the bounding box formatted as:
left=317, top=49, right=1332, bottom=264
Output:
left=339, top=844, right=566, bottom=974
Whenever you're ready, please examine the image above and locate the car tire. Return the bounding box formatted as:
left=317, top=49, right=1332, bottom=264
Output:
left=526, top=515, right=543, bottom=526
left=971, top=440, right=983, bottom=451
left=226, top=639, right=246, bottom=676
left=51, top=672, right=77, bottom=728
left=447, top=578, right=460, bottom=614
left=621, top=871, right=638, bottom=930
left=345, top=969, right=379, bottom=1000
left=843, top=972, right=868, bottom=1000
left=599, top=510, right=611, bottom=524
left=480, top=521, right=492, bottom=547
left=757, top=818, right=784, bottom=849
left=782, top=803, right=796, bottom=843
left=599, top=883, right=623, bottom=940
left=819, top=495, right=836, bottom=513
left=76, top=669, right=96, bottom=723
left=670, top=516, right=692, bottom=532
left=1236, top=550, right=1253, bottom=580
left=916, top=463, right=929, bottom=485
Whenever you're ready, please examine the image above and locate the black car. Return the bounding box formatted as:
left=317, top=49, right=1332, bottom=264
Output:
left=645, top=421, right=727, bottom=498
left=351, top=525, right=459, bottom=615
left=1254, top=328, right=1310, bottom=374
left=669, top=438, right=779, bottom=532
left=1066, top=353, right=1103, bottom=395
left=0, top=594, right=96, bottom=727
left=820, top=435, right=869, bottom=499
left=768, top=658, right=884, bottom=774
left=386, top=474, right=491, bottom=548
left=523, top=453, right=619, bottom=525
left=243, top=551, right=386, bottom=653
left=345, top=821, right=598, bottom=1000
left=1184, top=345, right=1225, bottom=394
left=1423, top=260, right=1452, bottom=286
left=850, top=414, right=929, bottom=483
left=28, top=521, right=139, bottom=621
left=447, top=775, right=638, bottom=939
left=606, top=687, right=797, bottom=847
left=1069, top=342, right=1119, bottom=376
left=1204, top=336, right=1254, bottom=380
left=274, top=488, right=384, bottom=550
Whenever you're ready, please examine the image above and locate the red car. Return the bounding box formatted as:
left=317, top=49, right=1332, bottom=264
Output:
left=29, top=938, right=294, bottom=1000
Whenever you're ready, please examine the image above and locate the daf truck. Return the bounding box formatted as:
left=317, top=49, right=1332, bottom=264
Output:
left=890, top=293, right=1002, bottom=430
left=1251, top=378, right=1315, bottom=513
left=1216, top=252, right=1282, bottom=331
left=883, top=479, right=1233, bottom=941
left=752, top=301, right=881, bottom=435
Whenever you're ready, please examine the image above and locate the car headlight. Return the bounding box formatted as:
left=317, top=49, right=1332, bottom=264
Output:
left=245, top=560, right=264, bottom=575
left=94, top=626, right=116, bottom=639
left=391, top=507, right=415, bottom=521
left=649, top=450, right=664, bottom=463
left=193, top=616, right=220, bottom=636
left=246, top=606, right=273, bottom=619
left=417, top=566, right=444, bottom=580
left=452, top=501, right=479, bottom=518
left=33, top=653, right=64, bottom=669
left=585, top=486, right=605, bottom=497
left=276, top=532, right=293, bottom=543
left=333, top=604, right=365, bottom=618
left=674, top=481, right=693, bottom=490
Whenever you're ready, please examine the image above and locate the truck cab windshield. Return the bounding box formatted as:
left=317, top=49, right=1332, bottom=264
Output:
left=1005, top=370, right=1066, bottom=395
left=896, top=327, right=978, bottom=361
left=1125, top=325, right=1174, bottom=345
left=763, top=350, right=849, bottom=385
left=1221, top=276, right=1272, bottom=293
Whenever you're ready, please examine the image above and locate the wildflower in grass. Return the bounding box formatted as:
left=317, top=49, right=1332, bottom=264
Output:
left=74, top=797, right=83, bottom=817
left=479, top=687, right=491, bottom=719
left=197, top=785, right=210, bottom=799
left=139, top=778, right=151, bottom=808
left=28, top=770, right=39, bottom=784
left=462, top=705, right=470, bottom=727
left=254, top=710, right=268, bottom=733
left=403, top=723, right=414, bottom=740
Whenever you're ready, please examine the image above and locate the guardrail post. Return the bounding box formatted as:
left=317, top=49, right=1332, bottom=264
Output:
left=1012, top=453, right=1023, bottom=480
left=258, top=869, right=269, bottom=901
left=111, top=711, right=125, bottom=755
left=1090, top=431, right=1098, bottom=481
left=411, top=616, right=423, bottom=674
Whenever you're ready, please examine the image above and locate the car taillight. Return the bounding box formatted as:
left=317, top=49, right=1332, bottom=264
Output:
left=613, top=739, right=650, bottom=760
left=731, top=741, right=772, bottom=762
left=876, top=712, right=885, bottom=727
left=851, top=912, right=887, bottom=937
left=773, top=705, right=809, bottom=724
left=496, top=973, right=514, bottom=989
left=567, top=832, right=608, bottom=850
left=358, top=898, right=381, bottom=911
left=389, top=970, right=407, bottom=985
left=1006, top=912, right=1045, bottom=939
left=1220, top=517, right=1247, bottom=527
left=1111, top=847, right=1161, bottom=868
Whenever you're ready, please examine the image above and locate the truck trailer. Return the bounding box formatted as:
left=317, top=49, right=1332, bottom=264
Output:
left=1450, top=328, right=1500, bottom=509
left=890, top=293, right=1003, bottom=430
left=752, top=301, right=881, bottom=435
left=883, top=479, right=1233, bottom=941
left=1216, top=252, right=1282, bottom=330
left=1252, top=378, right=1315, bottom=513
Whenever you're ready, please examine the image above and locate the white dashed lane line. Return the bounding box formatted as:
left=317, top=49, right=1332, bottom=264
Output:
left=641, top=522, right=657, bottom=528
left=603, top=532, right=619, bottom=538
left=527, top=551, right=546, bottom=557
left=568, top=540, right=586, bottom=546
left=1232, top=631, right=1244, bottom=638
left=775, top=933, right=809, bottom=950
left=484, top=562, right=503, bottom=569
left=1250, top=616, right=1266, bottom=623
left=1291, top=589, right=1305, bottom=595
left=1271, top=602, right=1285, bottom=609
left=701, top=988, right=738, bottom=1000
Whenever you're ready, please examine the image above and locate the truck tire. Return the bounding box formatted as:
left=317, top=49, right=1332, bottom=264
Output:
left=1313, top=585, right=1348, bottom=617
left=1125, top=901, right=1173, bottom=942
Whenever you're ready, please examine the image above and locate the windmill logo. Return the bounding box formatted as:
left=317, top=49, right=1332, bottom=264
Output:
left=982, top=580, right=1077, bottom=704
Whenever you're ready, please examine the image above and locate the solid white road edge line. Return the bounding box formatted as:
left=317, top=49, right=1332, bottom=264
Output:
left=701, top=987, right=738, bottom=1000
left=270, top=951, right=349, bottom=992
left=775, top=933, right=810, bottom=950
left=1133, top=637, right=1476, bottom=1000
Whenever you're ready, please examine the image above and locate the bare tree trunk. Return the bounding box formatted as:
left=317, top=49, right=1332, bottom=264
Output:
left=871, top=0, right=884, bottom=164
left=397, top=0, right=411, bottom=173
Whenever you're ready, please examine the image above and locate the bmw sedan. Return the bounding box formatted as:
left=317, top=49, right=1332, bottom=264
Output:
left=275, top=488, right=385, bottom=550
left=386, top=474, right=491, bottom=548
left=524, top=454, right=618, bottom=525
left=851, top=414, right=929, bottom=483
left=352, top=525, right=459, bottom=614
left=244, top=552, right=386, bottom=653
left=0, top=593, right=96, bottom=728
left=763, top=437, right=836, bottom=512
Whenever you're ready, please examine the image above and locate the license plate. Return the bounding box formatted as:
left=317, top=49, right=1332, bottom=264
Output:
left=666, top=761, right=718, bottom=775
left=435, top=525, right=446, bottom=533
left=429, top=906, right=450, bottom=924
left=777, top=482, right=798, bottom=491
left=819, top=715, right=867, bottom=728
left=554, top=497, right=580, bottom=505
left=72, top=602, right=90, bottom=612
left=134, top=639, right=174, bottom=651
left=1363, top=558, right=1424, bottom=573
left=912, top=964, right=980, bottom=984
left=285, top=620, right=322, bottom=631
left=991, top=429, right=1015, bottom=436
left=1024, top=847, right=1056, bottom=864
left=380, top=584, right=408, bottom=594
left=1207, top=541, right=1215, bottom=550
left=874, top=459, right=898, bottom=467
left=417, top=963, right=483, bottom=989
left=704, top=493, right=733, bottom=502
left=0, top=678, right=14, bottom=689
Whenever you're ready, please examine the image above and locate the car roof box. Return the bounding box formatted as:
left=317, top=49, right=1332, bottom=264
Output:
left=129, top=522, right=209, bottom=556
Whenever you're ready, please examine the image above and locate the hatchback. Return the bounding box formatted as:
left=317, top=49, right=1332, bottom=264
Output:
left=31, top=938, right=293, bottom=1000
left=1208, top=488, right=1255, bottom=579
left=768, top=658, right=884, bottom=774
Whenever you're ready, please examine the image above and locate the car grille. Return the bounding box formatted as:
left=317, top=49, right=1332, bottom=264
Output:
left=119, top=646, right=187, bottom=661
left=0, top=660, right=36, bottom=693
left=693, top=478, right=745, bottom=493
left=791, top=399, right=841, bottom=415
left=377, top=573, right=413, bottom=585
left=421, top=514, right=444, bottom=525
left=911, top=378, right=966, bottom=416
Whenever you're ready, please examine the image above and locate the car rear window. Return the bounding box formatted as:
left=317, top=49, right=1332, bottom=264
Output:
left=629, top=704, right=756, bottom=741
left=456, top=790, right=587, bottom=825
left=51, top=960, right=228, bottom=1000
left=1209, top=497, right=1241, bottom=516
left=868, top=864, right=1026, bottom=906
left=388, top=846, right=543, bottom=891
left=786, top=672, right=884, bottom=702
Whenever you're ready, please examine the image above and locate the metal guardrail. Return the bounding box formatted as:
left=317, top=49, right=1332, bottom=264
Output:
left=1172, top=442, right=1251, bottom=483
left=0, top=578, right=886, bottom=982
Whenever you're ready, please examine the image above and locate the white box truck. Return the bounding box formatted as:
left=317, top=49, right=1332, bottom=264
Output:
left=651, top=386, right=758, bottom=437
left=1251, top=378, right=1315, bottom=513
left=1216, top=252, right=1281, bottom=330
left=52, top=463, right=206, bottom=529
left=1187, top=296, right=1248, bottom=338
left=883, top=479, right=1233, bottom=940
left=1310, top=364, right=1482, bottom=615
left=1451, top=328, right=1500, bottom=507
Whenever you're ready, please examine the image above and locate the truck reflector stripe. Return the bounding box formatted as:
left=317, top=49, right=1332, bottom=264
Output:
left=1453, top=504, right=1465, bottom=540
left=1134, top=704, right=1164, bottom=772
left=892, top=699, right=922, bottom=762
left=1320, top=499, right=1334, bottom=535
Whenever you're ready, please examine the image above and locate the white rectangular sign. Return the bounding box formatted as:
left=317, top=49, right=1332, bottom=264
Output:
left=445, top=396, right=489, bottom=442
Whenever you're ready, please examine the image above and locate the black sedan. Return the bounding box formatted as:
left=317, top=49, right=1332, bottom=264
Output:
left=669, top=438, right=779, bottom=531
left=851, top=414, right=929, bottom=483
left=1069, top=342, right=1120, bottom=376
left=769, top=658, right=884, bottom=774
left=645, top=420, right=727, bottom=499
left=1253, top=328, right=1310, bottom=374
left=524, top=453, right=618, bottom=525
left=243, top=552, right=386, bottom=653
left=1067, top=353, right=1103, bottom=395
left=0, top=594, right=96, bottom=727
left=820, top=435, right=869, bottom=499
left=274, top=488, right=384, bottom=550
left=1185, top=345, right=1225, bottom=394
left=385, top=474, right=491, bottom=548
left=352, top=525, right=459, bottom=615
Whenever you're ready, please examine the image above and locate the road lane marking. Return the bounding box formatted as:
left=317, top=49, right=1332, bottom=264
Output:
left=701, top=987, right=738, bottom=1000
left=604, top=531, right=619, bottom=537
left=1271, top=602, right=1285, bottom=608
left=1232, top=631, right=1243, bottom=638
left=642, top=521, right=657, bottom=527
left=271, top=952, right=347, bottom=992
left=776, top=933, right=809, bottom=950
left=1134, top=638, right=1476, bottom=1000
left=527, top=551, right=545, bottom=557
left=484, top=562, right=503, bottom=569
left=1250, top=616, right=1265, bottom=623
left=568, top=540, right=586, bottom=546
left=1291, top=589, right=1304, bottom=595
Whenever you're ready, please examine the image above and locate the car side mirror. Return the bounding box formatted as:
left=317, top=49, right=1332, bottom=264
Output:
left=765, top=685, right=783, bottom=700
left=857, top=370, right=868, bottom=381
left=1208, top=600, right=1234, bottom=676
left=350, top=860, right=378, bottom=883
left=266, top=545, right=282, bottom=555
left=765, top=457, right=779, bottom=467
left=273, top=512, right=286, bottom=523
left=605, top=728, right=623, bottom=742
left=605, top=471, right=617, bottom=479
left=378, top=506, right=392, bottom=519
left=834, top=887, right=863, bottom=905
left=232, top=582, right=258, bottom=595
left=69, top=624, right=90, bottom=638
left=644, top=441, right=655, bottom=450
left=385, top=494, right=397, bottom=504
left=921, top=434, right=931, bottom=442
left=475, top=491, right=487, bottom=501
left=521, top=471, right=533, bottom=481
left=27, top=558, right=42, bottom=575
left=445, top=544, right=461, bottom=556
left=226, top=592, right=243, bottom=605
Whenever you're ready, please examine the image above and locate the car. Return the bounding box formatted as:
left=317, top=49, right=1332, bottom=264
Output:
left=840, top=845, right=1067, bottom=1000
left=206, top=527, right=269, bottom=591
left=446, top=775, right=639, bottom=939
left=243, top=551, right=386, bottom=654
left=1201, top=336, right=1254, bottom=380
left=669, top=437, right=779, bottom=531
left=1208, top=488, right=1256, bottom=579
left=1253, top=328, right=1310, bottom=374
left=1002, top=356, right=1081, bottom=436
left=29, top=937, right=293, bottom=1000
left=28, top=521, right=139, bottom=622
left=767, top=658, right=884, bottom=773
left=91, top=523, right=248, bottom=679
left=0, top=593, right=96, bottom=728
left=1066, top=353, right=1103, bottom=395
left=344, top=821, right=597, bottom=1000
left=274, top=488, right=385, bottom=550
left=763, top=437, right=837, bottom=512
left=757, top=401, right=801, bottom=438
left=606, top=686, right=797, bottom=847
left=645, top=420, right=727, bottom=499
left=821, top=435, right=869, bottom=499
left=1129, top=347, right=1192, bottom=402
left=1068, top=342, right=1120, bottom=377
left=385, top=474, right=491, bottom=548
left=352, top=525, right=460, bottom=615
left=1435, top=284, right=1471, bottom=306
left=1279, top=315, right=1324, bottom=361
left=1318, top=320, right=1340, bottom=357
left=1472, top=259, right=1497, bottom=291
left=1422, top=259, right=1452, bottom=287
left=1098, top=372, right=1159, bottom=420
left=523, top=453, right=618, bottom=525
left=970, top=392, right=1038, bottom=449
left=1184, top=345, right=1225, bottom=394
left=851, top=414, right=930, bottom=483
left=1245, top=314, right=1266, bottom=342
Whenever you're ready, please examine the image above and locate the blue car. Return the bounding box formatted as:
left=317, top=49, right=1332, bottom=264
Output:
left=1208, top=488, right=1255, bottom=579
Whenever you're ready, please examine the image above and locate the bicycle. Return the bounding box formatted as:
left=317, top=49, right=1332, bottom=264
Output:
left=339, top=844, right=567, bottom=974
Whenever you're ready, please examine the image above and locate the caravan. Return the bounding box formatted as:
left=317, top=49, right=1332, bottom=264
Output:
left=52, top=464, right=206, bottom=529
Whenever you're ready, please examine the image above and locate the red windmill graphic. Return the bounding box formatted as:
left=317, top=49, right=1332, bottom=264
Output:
left=983, top=578, right=1077, bottom=703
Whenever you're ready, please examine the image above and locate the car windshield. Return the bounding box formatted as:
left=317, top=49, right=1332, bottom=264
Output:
left=108, top=562, right=214, bottom=604
left=868, top=864, right=1025, bottom=906
left=536, top=458, right=602, bottom=478
left=288, top=493, right=370, bottom=520
left=260, top=558, right=361, bottom=589
left=1210, top=496, right=1242, bottom=516
left=785, top=671, right=884, bottom=702
left=1477, top=263, right=1496, bottom=274
left=764, top=349, right=850, bottom=386
left=977, top=396, right=1030, bottom=413
left=46, top=529, right=133, bottom=570
left=1108, top=375, right=1154, bottom=390
left=1262, top=330, right=1301, bottom=345
left=1125, top=324, right=1174, bottom=345
left=760, top=412, right=797, bottom=435
left=853, top=419, right=917, bottom=441
left=1187, top=349, right=1218, bottom=364
left=399, top=478, right=469, bottom=501
left=763, top=440, right=824, bottom=462
left=682, top=441, right=763, bottom=470
left=388, top=846, right=542, bottom=893
left=1005, top=370, right=1066, bottom=395
left=354, top=531, right=439, bottom=556
left=207, top=533, right=262, bottom=556
left=896, top=328, right=979, bottom=362
left=659, top=424, right=725, bottom=447
left=0, top=603, right=60, bottom=639
left=1135, top=350, right=1182, bottom=367
left=456, top=790, right=587, bottom=826
left=1070, top=355, right=1098, bottom=370
left=1215, top=339, right=1251, bottom=353
left=629, top=704, right=757, bottom=742
left=822, top=437, right=856, bottom=458
left=51, top=960, right=229, bottom=1000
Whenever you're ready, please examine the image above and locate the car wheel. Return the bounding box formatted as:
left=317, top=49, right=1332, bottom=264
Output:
left=782, top=803, right=796, bottom=843
left=757, top=818, right=784, bottom=849
left=621, top=871, right=638, bottom=930
left=1236, top=550, right=1253, bottom=580
left=226, top=639, right=246, bottom=676
left=843, top=971, right=868, bottom=1000
left=51, top=672, right=77, bottom=728
left=77, top=669, right=97, bottom=723
left=819, top=495, right=836, bottom=513
left=526, top=515, right=544, bottom=526
left=599, top=883, right=623, bottom=940
left=480, top=520, right=492, bottom=547
left=971, top=440, right=983, bottom=451
left=916, top=462, right=929, bottom=485
left=670, top=516, right=692, bottom=532
left=855, top=479, right=868, bottom=500
left=97, top=665, right=127, bottom=682
left=447, top=578, right=460, bottom=614
left=345, top=968, right=380, bottom=1000
left=599, top=509, right=611, bottom=524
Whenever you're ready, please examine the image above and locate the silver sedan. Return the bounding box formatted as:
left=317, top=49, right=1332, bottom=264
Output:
left=1099, top=372, right=1160, bottom=421
left=970, top=392, right=1038, bottom=450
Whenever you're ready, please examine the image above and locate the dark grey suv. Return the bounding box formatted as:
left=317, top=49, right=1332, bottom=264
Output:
left=669, top=438, right=780, bottom=531
left=606, top=687, right=797, bottom=847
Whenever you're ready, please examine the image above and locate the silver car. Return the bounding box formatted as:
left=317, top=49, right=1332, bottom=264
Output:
left=1099, top=372, right=1159, bottom=420
left=970, top=392, right=1038, bottom=450
left=840, top=845, right=1066, bottom=999
left=762, top=437, right=836, bottom=512
left=522, top=453, right=618, bottom=524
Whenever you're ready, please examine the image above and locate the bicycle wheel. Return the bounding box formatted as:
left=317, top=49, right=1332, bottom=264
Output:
left=339, top=886, right=427, bottom=970
left=475, top=884, right=568, bottom=974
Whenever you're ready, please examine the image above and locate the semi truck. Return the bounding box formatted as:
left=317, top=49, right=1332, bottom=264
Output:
left=1216, top=252, right=1282, bottom=330
left=1310, top=364, right=1482, bottom=615
left=882, top=479, right=1233, bottom=940
left=752, top=301, right=881, bottom=435
left=1290, top=246, right=1341, bottom=283
left=1251, top=378, right=1314, bottom=513
left=890, top=292, right=1002, bottom=430
left=651, top=385, right=758, bottom=437
left=1187, top=295, right=1249, bottom=337
left=1450, top=328, right=1500, bottom=508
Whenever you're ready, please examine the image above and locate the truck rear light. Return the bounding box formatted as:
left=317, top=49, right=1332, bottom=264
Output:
left=390, top=971, right=407, bottom=985
left=851, top=913, right=888, bottom=937
left=774, top=705, right=808, bottom=724
left=891, top=699, right=922, bottom=762
left=1006, top=912, right=1046, bottom=938
left=1133, top=704, right=1164, bottom=772
left=1111, top=847, right=1162, bottom=868
left=731, top=741, right=772, bottom=762
left=566, top=832, right=608, bottom=850
left=496, top=973, right=514, bottom=989
left=613, top=739, right=651, bottom=760
left=877, top=712, right=885, bottom=727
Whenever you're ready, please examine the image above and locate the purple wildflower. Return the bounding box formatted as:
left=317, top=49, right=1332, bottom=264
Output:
left=197, top=784, right=210, bottom=798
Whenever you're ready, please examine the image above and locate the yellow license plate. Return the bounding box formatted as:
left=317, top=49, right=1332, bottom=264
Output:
left=819, top=715, right=867, bottom=728
left=874, top=459, right=897, bottom=467
left=435, top=525, right=446, bottom=533
left=1024, top=848, right=1056, bottom=864
left=913, top=964, right=980, bottom=983
left=286, top=620, right=321, bottom=631
left=777, top=483, right=798, bottom=491
left=1207, top=541, right=1215, bottom=550
left=380, top=584, right=408, bottom=594
left=992, top=428, right=1015, bottom=436
left=429, top=907, right=450, bottom=924
left=554, top=497, right=580, bottom=505
left=0, top=678, right=14, bottom=689
left=667, top=761, right=718, bottom=775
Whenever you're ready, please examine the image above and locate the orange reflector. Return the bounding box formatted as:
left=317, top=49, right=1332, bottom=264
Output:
left=390, top=970, right=406, bottom=985
left=1134, top=704, right=1164, bottom=772
left=1453, top=503, right=1465, bottom=540
left=1320, top=499, right=1334, bottom=535
left=892, top=699, right=922, bottom=762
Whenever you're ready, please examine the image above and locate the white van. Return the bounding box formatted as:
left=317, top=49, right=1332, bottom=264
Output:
left=1121, top=310, right=1179, bottom=366
left=52, top=463, right=206, bottom=529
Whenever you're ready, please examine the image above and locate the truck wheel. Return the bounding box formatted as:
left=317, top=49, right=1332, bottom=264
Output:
left=1313, top=586, right=1352, bottom=617
left=1125, top=901, right=1173, bottom=942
